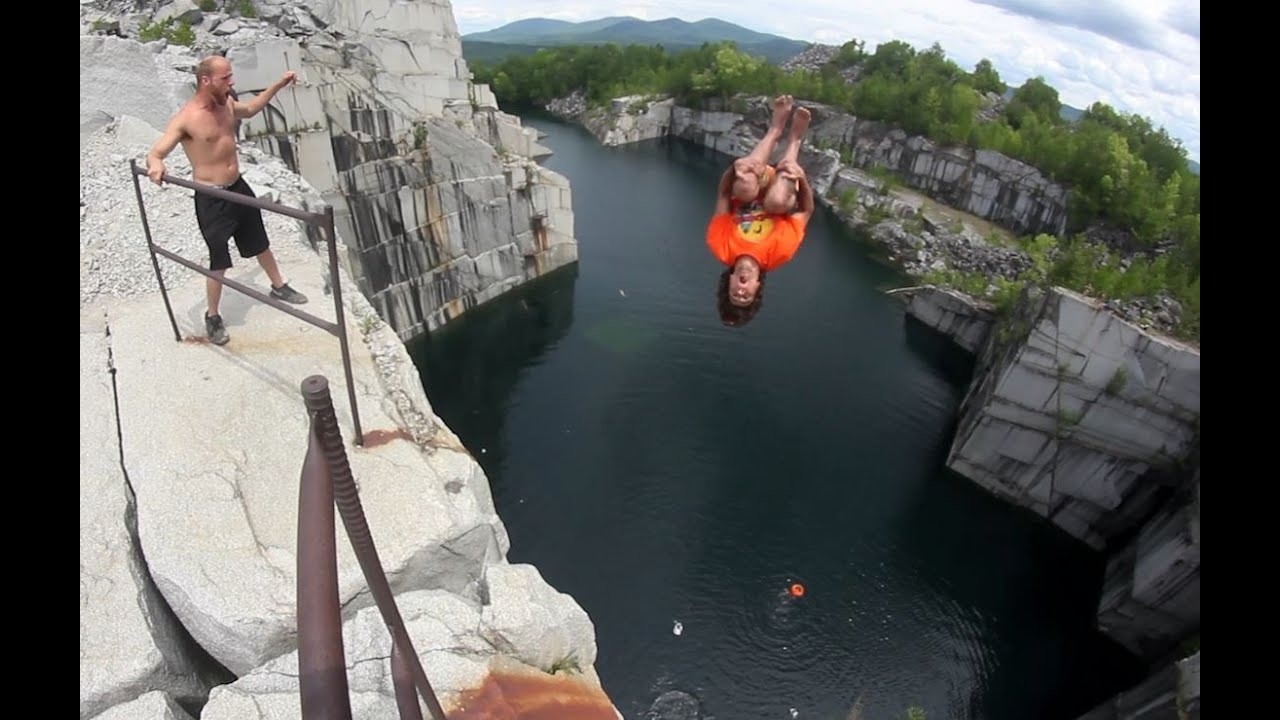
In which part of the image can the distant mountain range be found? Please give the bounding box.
[461,16,810,65]
[463,16,1199,174]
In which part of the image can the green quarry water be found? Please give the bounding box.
[410,114,1144,719]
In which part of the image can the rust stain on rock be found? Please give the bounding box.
[447,666,619,720]
[360,427,413,448]
[179,331,329,355]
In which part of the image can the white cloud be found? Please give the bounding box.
[452,0,1200,162]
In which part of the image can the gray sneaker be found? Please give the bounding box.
[270,282,309,304]
[205,313,230,345]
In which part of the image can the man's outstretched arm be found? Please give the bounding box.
[234,71,298,119]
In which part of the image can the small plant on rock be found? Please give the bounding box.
[547,653,581,675]
[1105,365,1128,396]
[138,17,196,47]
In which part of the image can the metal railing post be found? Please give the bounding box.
[391,642,425,720]
[129,159,181,342]
[300,375,447,720]
[127,163,366,444]
[323,207,364,447]
[296,410,353,720]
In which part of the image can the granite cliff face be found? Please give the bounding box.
[80,2,617,718]
[805,109,1068,237]
[1076,649,1199,720]
[83,0,577,342]
[551,93,1068,237]
[941,284,1200,662]
[80,113,619,718]
[948,286,1199,550]
[1095,469,1199,659]
[900,286,995,355]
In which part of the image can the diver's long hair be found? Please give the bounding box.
[715,266,766,327]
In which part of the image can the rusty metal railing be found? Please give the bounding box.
[298,375,447,720]
[128,160,364,445]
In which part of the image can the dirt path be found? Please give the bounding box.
[889,184,1020,248]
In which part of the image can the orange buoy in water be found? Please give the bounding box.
[789,583,806,598]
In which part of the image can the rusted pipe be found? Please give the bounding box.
[301,375,448,720]
[391,640,425,720]
[147,243,339,334]
[128,163,325,224]
[128,160,362,444]
[296,408,352,720]
[323,208,364,446]
[129,159,181,342]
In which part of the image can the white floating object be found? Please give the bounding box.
[790,709,798,718]
[619,289,626,297]
[672,620,683,636]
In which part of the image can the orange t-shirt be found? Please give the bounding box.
[706,200,808,271]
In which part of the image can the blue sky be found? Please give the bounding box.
[452,0,1201,163]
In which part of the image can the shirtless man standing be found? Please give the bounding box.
[146,55,308,346]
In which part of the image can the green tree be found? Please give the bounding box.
[971,58,1005,95]
[864,39,915,77]
[491,70,514,101]
[930,83,979,145]
[833,39,867,66]
[970,119,1021,155]
[705,45,767,100]
[1006,76,1061,129]
[850,74,900,121]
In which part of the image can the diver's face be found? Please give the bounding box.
[729,257,761,306]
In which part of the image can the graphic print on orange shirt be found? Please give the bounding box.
[734,201,773,242]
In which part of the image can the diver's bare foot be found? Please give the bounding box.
[790,105,811,141]
[771,94,793,131]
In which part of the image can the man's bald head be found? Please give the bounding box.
[196,56,230,84]
[194,55,235,102]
